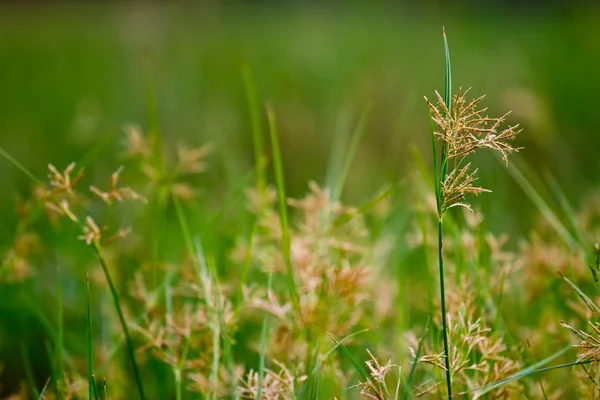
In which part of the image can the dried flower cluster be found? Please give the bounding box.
[123,124,212,202]
[239,360,305,399]
[236,182,374,361]
[418,278,522,398]
[425,89,522,216]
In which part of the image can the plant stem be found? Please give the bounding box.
[437,218,452,399]
[174,368,182,400]
[92,243,146,400]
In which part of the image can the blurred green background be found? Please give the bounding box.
[1,2,599,235]
[1,1,600,396]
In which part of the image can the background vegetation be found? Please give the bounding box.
[1,2,600,398]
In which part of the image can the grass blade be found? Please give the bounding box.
[329,334,371,384]
[145,62,164,179]
[0,146,42,184]
[443,27,452,113]
[38,378,51,400]
[257,273,273,400]
[468,345,571,398]
[243,64,267,192]
[505,159,579,250]
[402,317,430,400]
[87,273,94,400]
[56,261,65,398]
[92,375,100,400]
[92,243,146,400]
[560,272,600,315]
[20,342,40,399]
[266,103,300,313]
[331,101,372,204]
[438,27,453,400]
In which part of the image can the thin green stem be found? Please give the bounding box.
[174,369,182,400]
[266,103,300,315]
[87,273,94,400]
[438,218,453,399]
[92,243,146,400]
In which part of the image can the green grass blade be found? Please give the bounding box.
[77,130,119,169]
[56,262,65,398]
[320,329,370,368]
[145,63,164,179]
[428,108,441,216]
[329,334,371,383]
[87,273,94,400]
[409,145,435,191]
[402,317,430,400]
[266,103,300,312]
[20,342,40,399]
[545,172,585,246]
[438,28,452,400]
[331,102,372,204]
[468,345,571,398]
[257,273,272,400]
[560,272,600,315]
[92,243,146,400]
[103,378,107,400]
[443,27,452,112]
[43,340,56,395]
[505,159,579,250]
[394,366,402,400]
[0,146,42,184]
[440,27,451,181]
[242,64,266,192]
[38,378,51,400]
[333,184,397,228]
[301,341,321,400]
[236,222,257,311]
[92,375,100,400]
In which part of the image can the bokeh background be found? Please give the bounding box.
[1,1,600,396]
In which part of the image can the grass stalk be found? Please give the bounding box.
[91,242,146,400]
[266,103,300,315]
[87,273,94,400]
[56,261,65,399]
[38,378,51,400]
[20,342,40,399]
[430,27,453,400]
[436,218,452,399]
[242,64,267,193]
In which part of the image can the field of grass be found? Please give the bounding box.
[2,2,600,399]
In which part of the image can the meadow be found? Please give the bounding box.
[1,2,600,399]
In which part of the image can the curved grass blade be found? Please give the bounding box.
[243,64,267,192]
[505,159,579,251]
[0,146,42,184]
[92,243,146,400]
[56,262,65,397]
[20,342,40,399]
[467,345,571,398]
[92,375,100,400]
[402,317,430,400]
[560,272,600,315]
[266,103,300,313]
[87,273,94,400]
[329,333,371,383]
[38,378,51,400]
[331,101,372,204]
[257,273,273,400]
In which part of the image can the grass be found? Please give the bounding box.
[2,3,600,399]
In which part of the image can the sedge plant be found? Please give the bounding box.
[427,29,522,399]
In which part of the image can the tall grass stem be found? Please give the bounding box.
[92,243,146,400]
